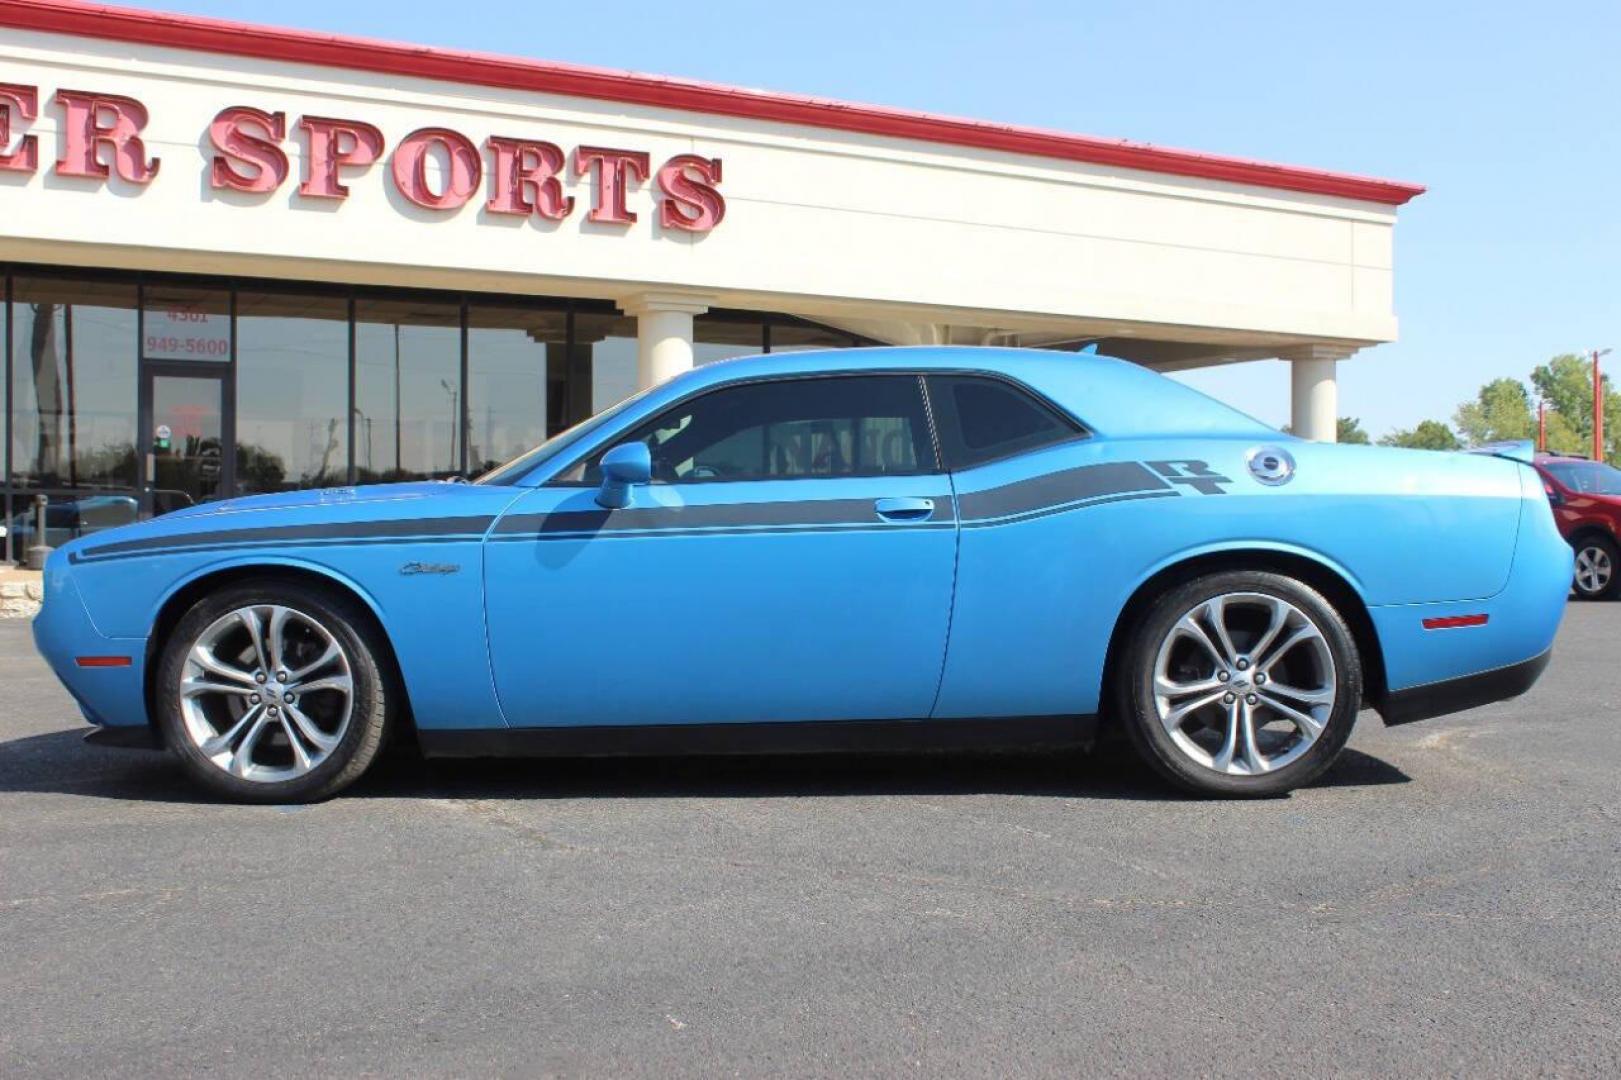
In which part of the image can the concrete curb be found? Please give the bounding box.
[0,575,43,619]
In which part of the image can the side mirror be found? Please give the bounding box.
[596,441,652,509]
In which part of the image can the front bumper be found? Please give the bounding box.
[31,556,151,732]
[1376,647,1552,726]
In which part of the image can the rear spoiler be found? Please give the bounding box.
[1465,440,1535,465]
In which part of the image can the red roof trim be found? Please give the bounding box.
[0,0,1425,206]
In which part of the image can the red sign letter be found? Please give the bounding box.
[0,82,38,174]
[298,116,385,199]
[392,127,482,211]
[573,146,650,225]
[209,106,288,194]
[485,137,573,221]
[657,155,725,232]
[53,89,160,183]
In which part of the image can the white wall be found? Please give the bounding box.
[0,28,1400,351]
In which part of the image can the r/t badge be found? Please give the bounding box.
[1146,460,1232,495]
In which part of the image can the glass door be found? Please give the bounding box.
[140,366,233,517]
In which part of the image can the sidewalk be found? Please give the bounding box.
[0,566,43,619]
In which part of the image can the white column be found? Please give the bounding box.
[620,292,713,391]
[1284,346,1354,442]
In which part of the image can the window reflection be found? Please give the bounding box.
[3,269,873,530]
[466,303,561,474]
[236,290,349,492]
[9,276,139,494]
[695,314,764,366]
[766,320,859,353]
[354,297,461,481]
[575,311,640,418]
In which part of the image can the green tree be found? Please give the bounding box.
[235,443,287,492]
[1336,417,1371,445]
[1454,378,1534,445]
[1529,353,1621,464]
[1540,408,1586,456]
[1378,419,1460,450]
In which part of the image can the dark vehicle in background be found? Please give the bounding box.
[1534,453,1621,600]
[1,494,140,553]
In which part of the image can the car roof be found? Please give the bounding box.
[663,346,1279,440]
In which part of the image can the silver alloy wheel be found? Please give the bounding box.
[1152,592,1337,777]
[1575,545,1613,595]
[179,604,354,783]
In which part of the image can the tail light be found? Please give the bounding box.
[1543,479,1565,506]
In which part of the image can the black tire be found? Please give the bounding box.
[154,579,393,803]
[1114,570,1362,798]
[1571,535,1620,601]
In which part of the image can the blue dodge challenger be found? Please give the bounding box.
[34,347,1570,802]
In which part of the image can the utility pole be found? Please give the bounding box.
[394,323,402,477]
[1595,349,1612,462]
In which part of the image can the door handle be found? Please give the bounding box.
[874,497,935,522]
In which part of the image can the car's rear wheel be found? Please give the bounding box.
[1116,570,1362,797]
[1571,535,1619,600]
[154,580,392,803]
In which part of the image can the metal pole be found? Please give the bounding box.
[1595,349,1607,463]
[1538,401,1547,453]
[3,272,12,567]
[26,491,49,570]
[458,298,468,477]
[393,322,402,476]
[346,295,356,486]
[64,303,77,488]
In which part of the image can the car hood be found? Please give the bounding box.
[57,481,525,561]
[158,482,460,521]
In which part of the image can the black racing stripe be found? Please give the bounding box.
[69,534,476,565]
[75,515,495,561]
[959,489,1177,528]
[494,496,956,537]
[957,462,1170,521]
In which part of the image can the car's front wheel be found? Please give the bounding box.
[1572,535,1619,600]
[1116,570,1362,797]
[154,579,393,803]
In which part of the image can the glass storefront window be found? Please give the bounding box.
[4,265,869,555]
[695,314,764,367]
[354,297,461,482]
[9,276,139,494]
[767,320,859,353]
[236,290,350,492]
[575,311,640,418]
[466,302,560,474]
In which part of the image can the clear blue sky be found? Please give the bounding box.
[127,0,1619,437]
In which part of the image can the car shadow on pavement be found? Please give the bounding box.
[0,728,1411,805]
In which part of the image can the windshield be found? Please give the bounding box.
[472,384,660,486]
[1545,460,1621,496]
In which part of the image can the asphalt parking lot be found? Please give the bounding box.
[2,605,1618,1078]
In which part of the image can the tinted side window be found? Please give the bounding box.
[926,375,1082,469]
[572,375,936,484]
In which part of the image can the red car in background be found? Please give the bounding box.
[1534,453,1621,600]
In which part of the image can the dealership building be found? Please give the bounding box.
[0,0,1422,561]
